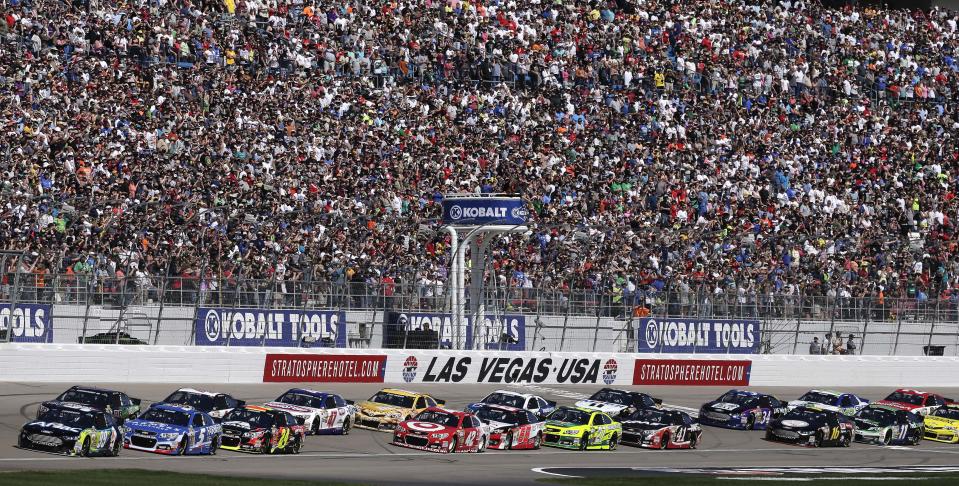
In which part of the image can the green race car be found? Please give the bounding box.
[542,406,622,450]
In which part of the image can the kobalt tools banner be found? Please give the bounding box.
[637,318,760,354]
[0,303,53,343]
[384,312,526,351]
[633,359,752,386]
[396,354,622,385]
[263,354,387,383]
[196,308,347,347]
[441,197,528,226]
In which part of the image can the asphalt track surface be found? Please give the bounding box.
[3,383,959,485]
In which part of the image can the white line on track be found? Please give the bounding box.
[529,467,579,478]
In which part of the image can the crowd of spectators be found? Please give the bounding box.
[2,0,959,314]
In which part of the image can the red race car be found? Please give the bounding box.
[392,407,489,453]
[876,389,952,416]
[471,403,544,450]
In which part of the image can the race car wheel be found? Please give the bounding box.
[289,437,301,455]
[111,436,122,457]
[765,430,773,441]
[579,433,589,451]
[18,433,29,450]
[911,430,922,446]
[176,438,188,456]
[342,418,352,435]
[80,438,91,457]
[210,435,220,455]
[659,432,669,450]
[608,434,618,451]
[478,435,487,453]
[689,434,698,449]
[746,415,756,430]
[311,420,320,436]
[260,435,272,454]
[532,433,542,450]
[505,432,513,450]
[881,430,892,446]
[839,433,851,448]
[447,437,458,454]
[813,432,823,448]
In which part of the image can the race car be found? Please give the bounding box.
[219,405,306,454]
[542,406,622,450]
[123,403,222,455]
[876,389,952,416]
[160,388,244,421]
[853,404,923,446]
[42,386,141,424]
[471,403,544,450]
[765,406,854,447]
[392,407,489,453]
[19,402,122,456]
[698,390,786,430]
[574,387,661,418]
[923,405,959,443]
[264,388,356,435]
[465,390,556,419]
[355,388,444,432]
[787,389,869,416]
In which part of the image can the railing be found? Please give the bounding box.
[1,272,957,356]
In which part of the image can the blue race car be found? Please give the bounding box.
[698,390,786,430]
[123,404,222,455]
[787,389,869,416]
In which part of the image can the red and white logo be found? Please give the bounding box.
[402,356,419,383]
[406,421,445,433]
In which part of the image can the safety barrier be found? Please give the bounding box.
[2,344,958,388]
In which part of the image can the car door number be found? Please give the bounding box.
[466,431,476,445]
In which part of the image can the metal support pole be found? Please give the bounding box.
[444,226,459,350]
[591,314,601,352]
[4,255,24,343]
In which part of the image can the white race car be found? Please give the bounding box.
[160,388,244,421]
[264,388,356,435]
[465,390,557,419]
[575,388,661,418]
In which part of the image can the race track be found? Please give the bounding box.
[3,383,959,485]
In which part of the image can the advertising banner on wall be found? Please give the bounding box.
[0,303,53,343]
[633,359,752,386]
[392,352,623,385]
[195,307,347,347]
[637,318,760,354]
[263,354,387,383]
[383,312,525,351]
[441,197,528,226]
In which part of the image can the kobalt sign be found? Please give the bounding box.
[195,307,346,347]
[0,303,52,343]
[637,318,759,354]
[398,355,620,385]
[441,197,528,226]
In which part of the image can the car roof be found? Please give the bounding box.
[806,389,842,397]
[891,388,929,396]
[726,389,761,396]
[67,386,116,395]
[489,390,532,399]
[421,406,466,416]
[151,403,197,414]
[864,404,901,413]
[44,401,100,414]
[475,403,524,413]
[286,388,335,399]
[380,388,423,398]
[241,405,278,413]
[173,388,222,397]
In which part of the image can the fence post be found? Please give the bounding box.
[591,314,601,352]
[892,303,903,356]
[153,275,167,345]
[4,257,24,343]
[926,300,938,356]
[861,297,871,355]
[558,303,570,351]
[792,295,801,354]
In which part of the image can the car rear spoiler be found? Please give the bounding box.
[131,398,142,406]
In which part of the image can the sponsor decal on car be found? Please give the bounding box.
[633,359,751,386]
[263,354,387,383]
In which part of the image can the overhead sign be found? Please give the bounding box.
[395,354,620,385]
[633,359,752,386]
[637,318,760,354]
[383,312,525,351]
[196,307,346,347]
[0,303,52,343]
[263,354,387,383]
[441,197,528,226]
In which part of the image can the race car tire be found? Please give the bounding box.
[17,433,29,450]
[690,433,698,449]
[659,432,669,450]
[311,420,320,436]
[813,432,823,448]
[881,430,892,446]
[608,433,618,451]
[289,437,301,455]
[532,433,542,450]
[176,438,188,456]
[111,436,122,457]
[839,433,851,448]
[579,433,589,451]
[210,435,220,455]
[478,435,487,453]
[342,418,352,435]
[746,415,756,430]
[447,437,458,454]
[80,438,91,457]
[911,430,922,446]
[505,432,513,450]
[765,430,773,441]
[260,435,271,455]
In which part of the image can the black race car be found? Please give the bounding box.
[19,402,122,456]
[765,406,854,447]
[41,386,141,425]
[698,389,786,430]
[620,408,703,449]
[575,388,663,418]
[161,388,245,422]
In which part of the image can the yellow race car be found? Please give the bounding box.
[542,406,622,450]
[923,405,959,444]
[355,388,444,432]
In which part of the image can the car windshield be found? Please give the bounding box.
[798,391,839,405]
[56,389,109,409]
[369,392,415,408]
[933,408,959,420]
[856,407,898,426]
[413,410,460,427]
[163,391,215,412]
[482,392,525,409]
[277,392,325,409]
[475,407,525,425]
[588,389,630,405]
[884,391,925,405]
[717,392,757,406]
[783,409,826,423]
[139,408,191,427]
[222,408,275,428]
[38,409,95,429]
[549,408,591,425]
[624,408,666,423]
